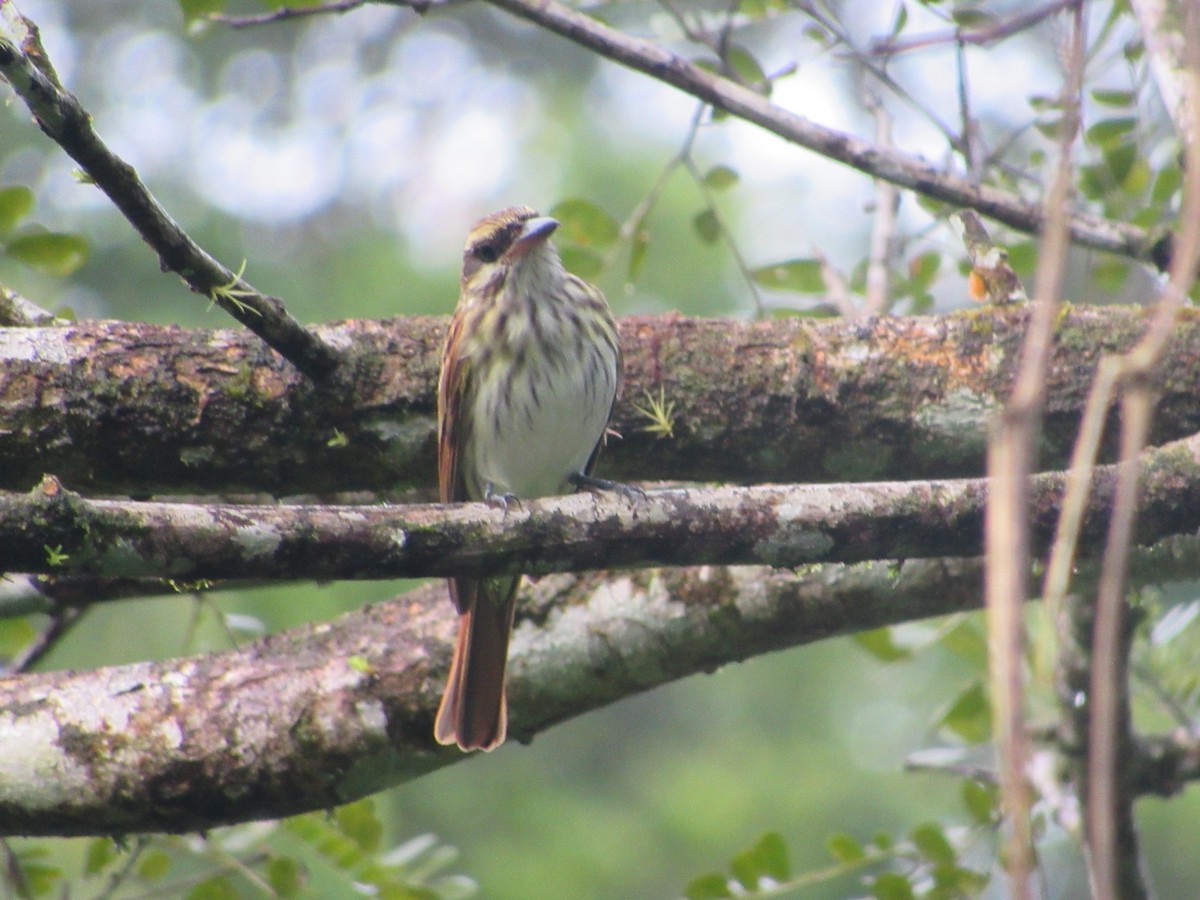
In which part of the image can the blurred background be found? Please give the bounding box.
[2,0,1198,896]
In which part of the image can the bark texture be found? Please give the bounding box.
[2,307,1196,496]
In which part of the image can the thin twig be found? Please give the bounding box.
[0,18,340,381]
[5,604,85,673]
[813,247,858,319]
[213,0,370,27]
[1085,14,1200,895]
[861,84,897,317]
[983,4,1085,895]
[482,0,1157,264]
[798,0,963,157]
[871,0,1079,56]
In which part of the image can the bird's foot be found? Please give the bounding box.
[569,472,646,504]
[484,482,521,517]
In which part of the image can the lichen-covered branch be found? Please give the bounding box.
[3,424,1200,581]
[0,558,985,836]
[6,535,1200,836]
[3,307,1200,496]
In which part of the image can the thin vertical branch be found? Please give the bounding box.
[1085,12,1200,894]
[984,4,1085,895]
[861,85,897,317]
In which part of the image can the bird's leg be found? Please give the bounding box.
[569,472,646,504]
[484,482,521,518]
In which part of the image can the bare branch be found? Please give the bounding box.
[871,0,1080,56]
[0,14,340,381]
[0,287,61,328]
[1085,17,1200,897]
[481,0,1157,263]
[985,6,1085,891]
[861,86,897,317]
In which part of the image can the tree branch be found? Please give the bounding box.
[0,558,990,836]
[5,534,1200,837]
[0,13,340,381]
[4,307,1200,496]
[5,425,1200,581]
[479,0,1159,263]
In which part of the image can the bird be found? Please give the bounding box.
[434,205,622,751]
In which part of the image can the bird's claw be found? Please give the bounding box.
[569,472,646,505]
[484,483,522,517]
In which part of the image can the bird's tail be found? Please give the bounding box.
[434,575,520,752]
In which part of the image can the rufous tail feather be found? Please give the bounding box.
[434,576,520,752]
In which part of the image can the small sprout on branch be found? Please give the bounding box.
[327,429,349,448]
[165,579,214,594]
[44,545,69,567]
[208,259,262,316]
[633,387,677,438]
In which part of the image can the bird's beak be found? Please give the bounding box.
[508,216,559,259]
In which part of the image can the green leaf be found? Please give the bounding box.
[336,799,383,853]
[1152,165,1182,205]
[0,186,34,234]
[728,833,787,890]
[178,0,229,23]
[703,165,740,190]
[827,832,866,862]
[550,198,619,248]
[1004,240,1037,279]
[752,258,824,293]
[6,232,89,276]
[1034,117,1065,140]
[1027,94,1061,112]
[754,832,789,880]
[936,618,986,666]
[906,251,941,290]
[0,617,37,657]
[871,872,915,900]
[910,822,956,866]
[16,861,63,896]
[683,872,734,898]
[951,8,998,29]
[730,847,765,891]
[559,245,603,280]
[726,44,766,88]
[937,680,992,744]
[1085,116,1137,147]
[186,876,239,900]
[855,627,912,663]
[933,863,990,894]
[1091,89,1134,107]
[961,778,998,825]
[85,838,117,875]
[138,849,173,880]
[693,209,720,244]
[268,856,304,897]
[1102,141,1138,186]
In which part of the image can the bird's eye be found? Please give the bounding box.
[475,242,500,263]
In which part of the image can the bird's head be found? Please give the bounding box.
[460,206,561,293]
